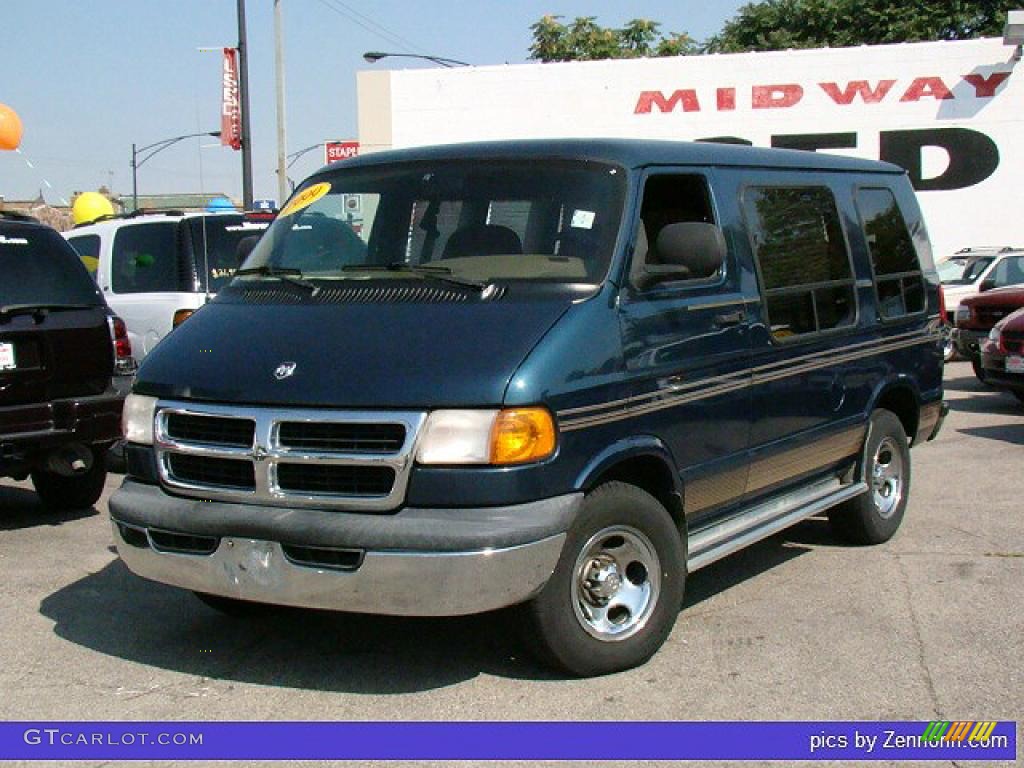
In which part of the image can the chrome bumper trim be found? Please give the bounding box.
[113,523,565,617]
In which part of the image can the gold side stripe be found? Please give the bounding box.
[558,328,932,419]
[559,334,935,431]
[683,425,865,515]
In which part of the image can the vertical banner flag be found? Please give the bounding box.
[221,48,242,151]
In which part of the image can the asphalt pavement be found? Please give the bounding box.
[0,360,1020,767]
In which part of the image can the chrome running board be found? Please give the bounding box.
[687,477,868,571]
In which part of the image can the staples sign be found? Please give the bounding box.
[325,141,359,164]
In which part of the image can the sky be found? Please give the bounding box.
[0,0,745,207]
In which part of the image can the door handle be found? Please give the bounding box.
[714,309,745,326]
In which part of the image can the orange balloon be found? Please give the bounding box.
[0,103,23,150]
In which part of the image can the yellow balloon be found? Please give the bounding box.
[0,103,23,150]
[72,192,115,225]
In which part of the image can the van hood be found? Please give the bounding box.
[134,284,588,408]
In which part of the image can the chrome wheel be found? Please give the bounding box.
[571,525,661,642]
[871,436,904,519]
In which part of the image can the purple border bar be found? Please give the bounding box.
[0,721,1017,761]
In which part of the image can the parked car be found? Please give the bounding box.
[954,286,1024,381]
[110,139,945,676]
[940,247,1024,316]
[979,307,1024,404]
[65,211,271,360]
[935,247,1016,361]
[1,212,129,509]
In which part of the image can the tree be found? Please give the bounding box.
[706,0,1018,53]
[528,16,698,62]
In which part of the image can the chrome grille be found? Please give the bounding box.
[154,401,426,511]
[166,412,255,448]
[277,421,405,453]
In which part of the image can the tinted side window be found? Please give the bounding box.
[745,186,855,340]
[857,188,924,318]
[111,223,183,293]
[67,234,101,280]
[989,254,1024,288]
[0,226,102,306]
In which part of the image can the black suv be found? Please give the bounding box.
[1,213,126,509]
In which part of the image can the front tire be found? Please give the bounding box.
[971,357,989,384]
[522,481,685,676]
[31,452,106,510]
[829,409,910,545]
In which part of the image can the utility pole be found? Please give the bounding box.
[236,0,254,209]
[274,0,288,206]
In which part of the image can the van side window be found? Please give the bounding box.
[745,186,855,340]
[67,234,100,280]
[111,223,183,294]
[857,188,925,318]
[987,254,1024,289]
[632,174,717,286]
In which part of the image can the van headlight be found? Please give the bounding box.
[988,327,1002,343]
[955,305,970,326]
[122,393,158,445]
[417,407,557,466]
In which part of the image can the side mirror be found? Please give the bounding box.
[235,235,260,266]
[636,222,726,289]
[979,278,996,292]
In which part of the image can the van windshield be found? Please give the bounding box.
[238,159,626,285]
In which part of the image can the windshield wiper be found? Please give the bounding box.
[0,303,98,322]
[342,263,487,291]
[234,265,320,295]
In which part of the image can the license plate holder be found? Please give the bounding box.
[1006,355,1024,374]
[0,342,15,371]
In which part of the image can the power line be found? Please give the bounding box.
[312,0,427,55]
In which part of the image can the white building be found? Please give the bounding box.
[357,38,1021,259]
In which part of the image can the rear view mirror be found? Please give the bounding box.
[636,222,726,289]
[979,278,996,292]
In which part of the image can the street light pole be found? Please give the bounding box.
[236,0,254,209]
[362,51,470,67]
[274,0,288,206]
[131,131,221,212]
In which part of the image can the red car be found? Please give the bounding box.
[980,306,1024,404]
[954,286,1024,382]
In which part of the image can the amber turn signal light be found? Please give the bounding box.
[172,309,195,328]
[490,408,557,465]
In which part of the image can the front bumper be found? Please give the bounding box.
[110,480,580,616]
[980,349,1024,392]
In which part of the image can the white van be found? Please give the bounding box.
[65,212,270,360]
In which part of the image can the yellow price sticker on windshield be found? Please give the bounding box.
[279,182,331,217]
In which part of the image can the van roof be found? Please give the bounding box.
[322,138,905,176]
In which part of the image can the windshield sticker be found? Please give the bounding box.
[279,182,331,218]
[571,210,596,230]
[0,235,29,245]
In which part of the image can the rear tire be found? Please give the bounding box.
[522,481,685,677]
[31,452,106,510]
[829,409,910,545]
